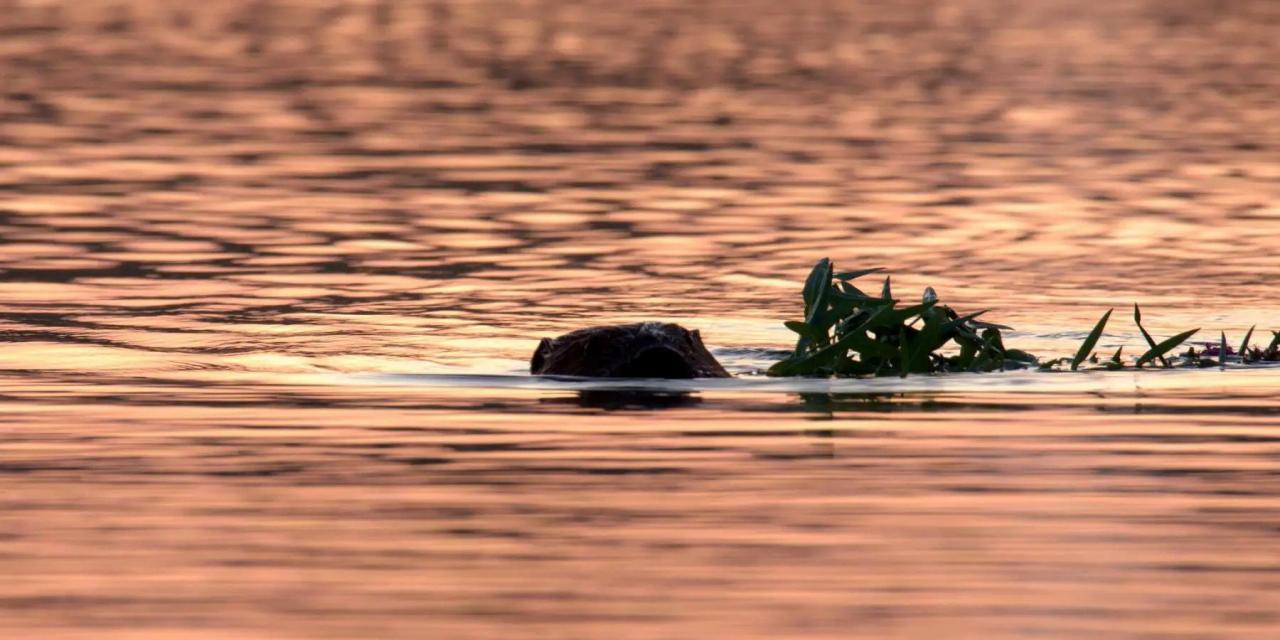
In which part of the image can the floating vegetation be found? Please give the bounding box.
[768,258,1036,377]
[1071,309,1111,371]
[768,258,1280,378]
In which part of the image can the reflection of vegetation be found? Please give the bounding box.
[770,258,1280,378]
[798,392,897,412]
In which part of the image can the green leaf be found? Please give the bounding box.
[905,311,945,374]
[982,327,1007,354]
[798,259,833,352]
[801,258,832,322]
[968,318,1014,331]
[776,306,894,375]
[1133,303,1169,368]
[836,281,871,298]
[770,258,1032,377]
[784,320,825,343]
[1240,325,1255,362]
[941,310,989,337]
[971,330,1006,371]
[830,288,876,302]
[955,340,978,369]
[833,311,872,336]
[810,311,839,338]
[878,301,937,328]
[1136,328,1200,368]
[833,267,884,281]
[765,359,798,377]
[1072,309,1112,371]
[970,328,1007,372]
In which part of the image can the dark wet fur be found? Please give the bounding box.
[531,323,730,378]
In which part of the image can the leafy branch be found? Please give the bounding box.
[768,258,1280,377]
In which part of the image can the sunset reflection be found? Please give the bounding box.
[1,1,1278,638]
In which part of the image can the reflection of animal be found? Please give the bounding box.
[530,323,731,378]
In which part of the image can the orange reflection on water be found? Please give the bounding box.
[0,0,1279,638]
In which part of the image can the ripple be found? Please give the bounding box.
[1,2,1279,639]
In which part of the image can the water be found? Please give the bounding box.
[2,1,1279,637]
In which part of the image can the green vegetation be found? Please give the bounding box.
[768,258,1280,378]
[1071,309,1111,371]
[767,258,1036,377]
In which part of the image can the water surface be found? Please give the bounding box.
[1,1,1279,638]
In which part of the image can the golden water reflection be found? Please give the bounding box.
[1,1,1279,638]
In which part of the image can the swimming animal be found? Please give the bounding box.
[530,322,730,378]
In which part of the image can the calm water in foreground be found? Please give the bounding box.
[2,1,1279,638]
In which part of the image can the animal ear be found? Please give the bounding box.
[531,338,552,374]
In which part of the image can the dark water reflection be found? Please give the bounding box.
[2,1,1280,638]
[548,390,705,410]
